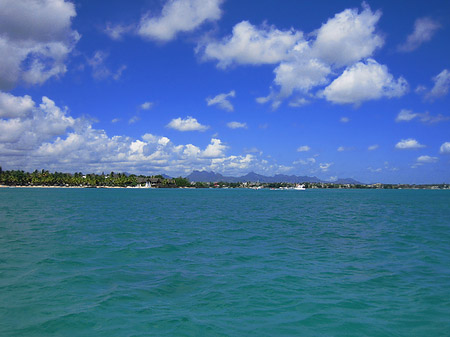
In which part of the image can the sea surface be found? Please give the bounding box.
[0,188,449,336]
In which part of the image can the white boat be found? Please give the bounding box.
[293,184,306,190]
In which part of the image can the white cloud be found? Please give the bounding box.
[294,157,316,165]
[440,142,450,154]
[206,90,235,111]
[0,93,76,146]
[368,144,379,151]
[415,85,427,94]
[0,91,35,118]
[289,97,309,107]
[398,17,441,52]
[0,92,294,176]
[321,59,408,105]
[167,116,209,131]
[395,109,419,122]
[138,0,223,41]
[202,4,387,108]
[337,146,351,152]
[200,21,302,68]
[311,3,383,67]
[104,23,134,41]
[226,121,247,129]
[297,145,310,152]
[273,57,331,97]
[140,102,153,110]
[319,162,332,172]
[0,0,79,89]
[395,109,449,124]
[417,155,438,163]
[202,138,227,157]
[340,117,350,123]
[426,69,450,100]
[111,118,120,123]
[87,51,126,81]
[128,116,140,124]
[395,138,425,150]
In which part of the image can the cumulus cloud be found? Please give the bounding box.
[206,90,235,111]
[200,21,301,68]
[0,0,80,89]
[0,92,291,175]
[0,91,35,118]
[395,109,449,124]
[140,102,154,110]
[201,3,390,108]
[321,59,408,105]
[368,144,379,151]
[138,0,223,41]
[202,138,227,157]
[311,3,383,67]
[337,146,352,152]
[167,116,209,131]
[319,162,332,172]
[273,57,331,98]
[417,155,438,163]
[226,121,247,129]
[398,17,441,52]
[0,93,78,148]
[395,138,425,150]
[297,145,310,152]
[440,142,450,154]
[426,69,450,100]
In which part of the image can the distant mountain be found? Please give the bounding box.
[334,178,362,184]
[186,170,228,182]
[185,170,360,184]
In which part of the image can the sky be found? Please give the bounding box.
[0,0,449,183]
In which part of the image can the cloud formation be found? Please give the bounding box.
[319,162,332,172]
[226,121,247,129]
[0,0,80,89]
[395,138,425,150]
[417,155,438,163]
[395,109,449,124]
[321,59,408,105]
[167,116,209,131]
[440,142,450,154]
[201,4,400,107]
[87,51,127,81]
[200,21,301,68]
[398,17,440,52]
[297,145,310,152]
[426,69,450,100]
[138,0,223,41]
[207,90,236,111]
[140,102,154,110]
[0,91,291,176]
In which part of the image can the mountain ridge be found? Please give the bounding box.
[186,170,363,184]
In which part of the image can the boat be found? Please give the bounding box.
[293,184,306,190]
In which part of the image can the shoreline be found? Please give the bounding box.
[1,185,448,190]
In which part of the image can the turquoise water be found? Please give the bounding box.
[0,188,449,336]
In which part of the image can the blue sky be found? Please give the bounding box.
[0,0,449,183]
